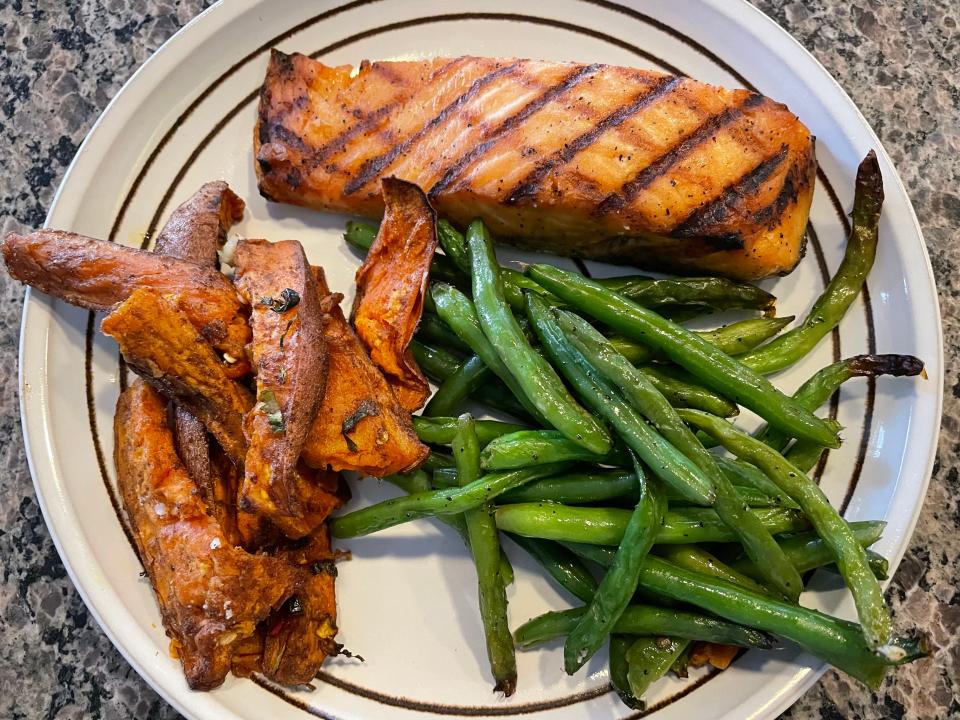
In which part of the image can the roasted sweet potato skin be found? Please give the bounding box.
[234,239,328,520]
[155,181,246,520]
[301,267,428,476]
[1,229,250,368]
[154,180,245,267]
[115,380,298,690]
[351,178,436,411]
[101,287,253,463]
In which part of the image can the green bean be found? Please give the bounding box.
[455,415,516,695]
[431,467,459,488]
[556,309,803,599]
[739,152,884,375]
[495,503,808,546]
[583,520,889,583]
[670,644,692,678]
[526,294,715,505]
[681,409,890,649]
[384,471,514,586]
[412,416,528,447]
[412,339,534,423]
[508,535,598,603]
[636,556,927,687]
[849,550,890,581]
[609,636,643,709]
[757,354,924,452]
[564,458,665,672]
[499,469,783,507]
[638,364,740,418]
[417,312,472,354]
[608,315,793,365]
[783,440,830,474]
[596,275,654,290]
[500,267,562,310]
[501,469,638,504]
[436,219,471,273]
[432,283,548,424]
[410,339,461,378]
[343,220,378,252]
[714,456,797,506]
[332,462,570,538]
[481,430,627,471]
[422,451,455,472]
[757,354,924,476]
[526,264,839,448]
[424,354,489,417]
[343,220,465,286]
[467,222,610,453]
[562,541,618,567]
[514,605,775,651]
[626,637,688,701]
[655,545,769,596]
[730,521,886,578]
[436,219,560,310]
[612,277,776,314]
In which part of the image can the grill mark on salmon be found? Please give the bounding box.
[299,58,466,174]
[343,62,523,195]
[428,63,603,197]
[670,145,789,238]
[752,148,814,229]
[505,74,683,205]
[596,93,767,216]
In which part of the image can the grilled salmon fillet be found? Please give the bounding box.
[255,51,816,280]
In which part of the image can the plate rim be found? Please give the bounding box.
[17,1,944,719]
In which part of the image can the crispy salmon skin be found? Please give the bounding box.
[256,52,816,280]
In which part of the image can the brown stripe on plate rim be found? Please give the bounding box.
[429,62,603,197]
[84,312,140,557]
[342,60,524,195]
[506,74,684,206]
[619,665,724,719]
[313,670,615,716]
[580,0,756,90]
[83,5,874,715]
[595,92,767,216]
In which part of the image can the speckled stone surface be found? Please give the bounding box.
[0,1,956,718]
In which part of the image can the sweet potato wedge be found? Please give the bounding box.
[101,287,252,463]
[351,178,436,411]
[155,181,246,518]
[1,229,250,369]
[154,180,245,267]
[233,239,328,521]
[260,526,341,684]
[115,380,300,690]
[301,267,428,476]
[104,287,339,540]
[229,526,343,684]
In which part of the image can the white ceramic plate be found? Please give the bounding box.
[20,1,943,719]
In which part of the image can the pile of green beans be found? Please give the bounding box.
[333,152,928,707]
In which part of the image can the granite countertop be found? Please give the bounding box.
[0,1,957,718]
